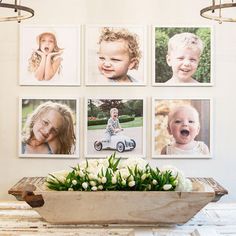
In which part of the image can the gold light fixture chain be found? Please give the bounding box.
[212,0,215,13]
[219,0,222,19]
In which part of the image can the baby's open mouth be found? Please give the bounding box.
[180,129,190,136]
[44,47,49,52]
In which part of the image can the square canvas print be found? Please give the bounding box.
[19,97,79,158]
[152,98,212,158]
[85,98,146,158]
[153,26,213,86]
[19,25,80,86]
[85,25,146,86]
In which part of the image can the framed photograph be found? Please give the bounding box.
[19,97,79,158]
[85,25,146,86]
[19,25,80,86]
[153,26,213,86]
[152,98,212,158]
[85,98,146,158]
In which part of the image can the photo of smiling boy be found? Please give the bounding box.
[165,32,203,84]
[85,25,146,85]
[154,27,212,86]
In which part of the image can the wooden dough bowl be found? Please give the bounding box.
[9,177,227,225]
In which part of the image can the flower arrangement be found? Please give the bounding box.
[46,153,192,192]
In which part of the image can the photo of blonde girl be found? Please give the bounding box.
[28,32,63,81]
[20,98,79,158]
[20,25,80,86]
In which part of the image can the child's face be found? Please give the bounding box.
[111,110,118,119]
[33,109,63,144]
[166,47,200,82]
[98,40,135,80]
[39,34,55,55]
[168,107,200,145]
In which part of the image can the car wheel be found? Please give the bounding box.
[130,139,136,149]
[94,141,102,151]
[116,142,125,153]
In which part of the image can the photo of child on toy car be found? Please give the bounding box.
[86,98,145,157]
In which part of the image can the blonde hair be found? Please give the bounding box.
[168,105,200,126]
[28,32,62,73]
[98,27,141,69]
[168,32,204,55]
[22,101,76,154]
[110,107,119,116]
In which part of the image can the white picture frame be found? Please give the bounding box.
[19,24,80,86]
[85,97,146,158]
[85,24,147,86]
[152,97,213,158]
[152,25,213,87]
[19,96,80,158]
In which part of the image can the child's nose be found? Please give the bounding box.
[103,60,112,67]
[43,126,52,135]
[183,59,191,66]
[182,120,188,126]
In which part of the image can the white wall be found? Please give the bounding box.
[0,0,235,202]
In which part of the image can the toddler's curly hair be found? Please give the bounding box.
[98,27,141,69]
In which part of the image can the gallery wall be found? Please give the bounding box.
[0,0,235,201]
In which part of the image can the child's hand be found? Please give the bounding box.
[48,50,64,58]
[36,50,46,57]
[115,128,123,133]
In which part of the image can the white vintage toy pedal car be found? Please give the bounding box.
[94,130,136,153]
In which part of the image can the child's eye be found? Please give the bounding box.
[41,120,48,126]
[189,120,195,123]
[111,58,121,62]
[174,120,181,124]
[190,59,197,62]
[51,128,59,136]
[99,57,105,61]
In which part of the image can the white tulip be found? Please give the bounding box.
[128,181,135,187]
[82,182,88,189]
[152,179,158,185]
[98,185,103,190]
[141,173,147,180]
[163,184,172,191]
[101,177,107,184]
[89,181,96,186]
[111,177,117,184]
